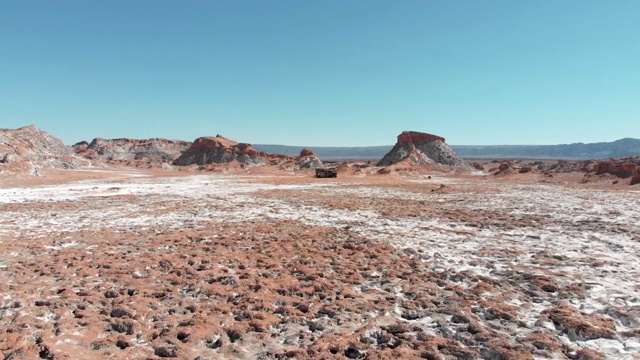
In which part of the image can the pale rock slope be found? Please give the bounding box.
[0,125,90,175]
[73,138,192,163]
[377,131,468,168]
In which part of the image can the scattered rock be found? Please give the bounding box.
[111,321,134,335]
[109,308,130,318]
[344,344,365,359]
[154,346,177,358]
[131,271,148,279]
[104,289,119,298]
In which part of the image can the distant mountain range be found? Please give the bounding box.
[255,138,640,161]
[253,144,393,161]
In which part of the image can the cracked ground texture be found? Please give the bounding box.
[0,170,639,359]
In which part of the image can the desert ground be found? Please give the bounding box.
[0,167,639,360]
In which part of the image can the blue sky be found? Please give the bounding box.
[1,1,638,146]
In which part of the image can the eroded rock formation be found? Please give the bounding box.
[174,135,276,166]
[73,138,192,163]
[0,125,90,175]
[377,131,467,168]
[595,162,637,178]
[173,136,328,169]
[298,149,323,169]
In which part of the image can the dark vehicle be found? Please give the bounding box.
[315,167,338,178]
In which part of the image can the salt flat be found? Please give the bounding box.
[0,171,638,359]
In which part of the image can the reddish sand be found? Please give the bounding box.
[0,165,639,359]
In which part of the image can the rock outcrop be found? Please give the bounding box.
[631,168,640,185]
[73,138,192,163]
[481,156,640,186]
[0,125,90,175]
[297,149,323,169]
[174,135,271,166]
[595,162,637,178]
[174,137,328,170]
[377,131,468,168]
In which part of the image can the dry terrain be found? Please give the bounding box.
[0,168,639,359]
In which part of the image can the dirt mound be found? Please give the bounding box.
[74,138,191,164]
[377,131,468,169]
[0,125,90,175]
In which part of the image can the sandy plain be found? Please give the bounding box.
[0,167,639,359]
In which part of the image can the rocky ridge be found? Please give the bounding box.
[377,131,468,169]
[173,135,285,167]
[1,126,327,174]
[489,156,640,185]
[173,135,323,170]
[0,125,90,175]
[594,161,637,178]
[73,138,192,164]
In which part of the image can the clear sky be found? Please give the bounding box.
[1,1,639,146]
